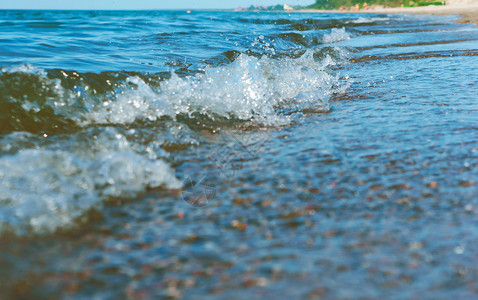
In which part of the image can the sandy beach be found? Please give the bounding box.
[300,0,478,25]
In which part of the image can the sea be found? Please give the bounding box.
[0,9,477,299]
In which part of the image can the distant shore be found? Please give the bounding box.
[298,0,478,25]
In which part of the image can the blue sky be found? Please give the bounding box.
[0,0,314,10]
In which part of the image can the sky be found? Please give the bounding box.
[0,0,315,10]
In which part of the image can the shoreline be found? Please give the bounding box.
[298,1,478,25]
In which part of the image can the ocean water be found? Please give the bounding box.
[0,9,477,299]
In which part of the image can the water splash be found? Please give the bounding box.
[1,48,350,133]
[0,128,181,235]
[86,50,349,126]
[322,28,351,44]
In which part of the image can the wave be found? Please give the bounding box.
[0,65,80,135]
[0,32,352,236]
[235,16,389,31]
[322,28,351,44]
[348,17,390,24]
[0,127,181,235]
[0,48,351,134]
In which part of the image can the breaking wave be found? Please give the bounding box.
[1,48,350,134]
[0,128,181,235]
[0,28,352,235]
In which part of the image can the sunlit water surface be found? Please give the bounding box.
[0,10,477,299]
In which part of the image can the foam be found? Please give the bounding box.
[85,50,348,126]
[0,128,181,235]
[322,28,351,44]
[2,46,350,129]
[349,17,389,24]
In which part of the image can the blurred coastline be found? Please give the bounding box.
[299,0,478,24]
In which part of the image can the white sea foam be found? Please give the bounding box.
[0,64,46,75]
[349,17,389,24]
[86,50,348,126]
[0,128,181,235]
[2,48,350,128]
[322,28,351,44]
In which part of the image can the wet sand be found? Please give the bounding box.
[299,0,478,25]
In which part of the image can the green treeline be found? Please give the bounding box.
[307,0,445,9]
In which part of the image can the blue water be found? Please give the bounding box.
[1,9,478,299]
[0,10,362,72]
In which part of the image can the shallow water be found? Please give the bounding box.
[0,9,477,299]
